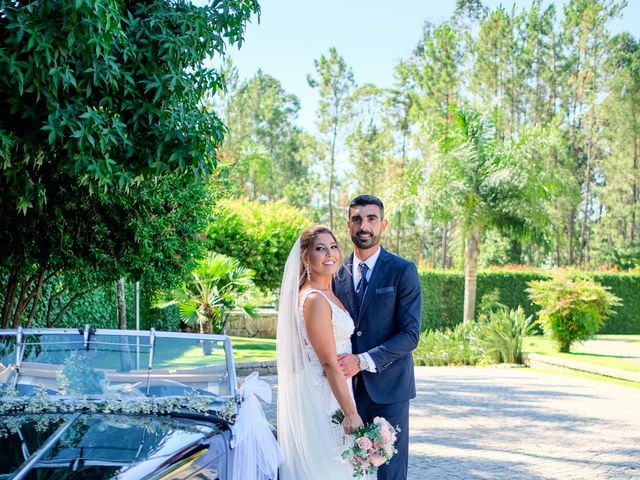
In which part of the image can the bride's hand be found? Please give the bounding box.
[342,412,364,434]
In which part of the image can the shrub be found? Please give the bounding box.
[206,199,310,291]
[414,322,488,366]
[157,252,256,334]
[415,292,534,366]
[419,269,640,334]
[480,307,533,364]
[527,271,622,352]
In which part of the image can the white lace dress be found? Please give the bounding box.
[280,289,355,478]
[298,289,355,414]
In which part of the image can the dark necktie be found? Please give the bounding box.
[356,262,369,306]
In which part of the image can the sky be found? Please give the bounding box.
[226,0,640,134]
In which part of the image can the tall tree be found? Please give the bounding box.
[383,61,418,257]
[470,6,515,140]
[0,0,258,327]
[428,106,548,323]
[598,32,640,261]
[223,70,307,203]
[521,1,561,126]
[1,172,216,329]
[411,20,464,267]
[347,84,389,196]
[561,0,624,266]
[307,47,355,229]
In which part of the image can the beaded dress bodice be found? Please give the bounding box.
[297,289,354,385]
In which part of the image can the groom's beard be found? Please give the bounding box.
[351,230,381,249]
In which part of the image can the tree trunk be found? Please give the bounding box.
[567,209,575,265]
[632,181,638,245]
[431,223,438,267]
[201,316,214,355]
[463,226,480,324]
[578,118,595,267]
[328,122,338,230]
[1,273,19,329]
[12,279,30,328]
[46,288,66,327]
[632,110,638,244]
[117,279,132,372]
[50,287,97,327]
[440,222,448,269]
[117,279,127,330]
[25,269,50,328]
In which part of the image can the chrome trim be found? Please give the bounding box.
[0,327,239,402]
[12,412,81,480]
[146,328,156,396]
[83,324,90,350]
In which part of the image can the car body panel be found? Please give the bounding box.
[0,327,239,480]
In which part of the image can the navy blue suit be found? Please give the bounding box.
[334,247,422,479]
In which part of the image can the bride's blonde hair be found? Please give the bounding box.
[299,225,342,288]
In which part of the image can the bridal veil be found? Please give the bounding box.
[276,238,352,479]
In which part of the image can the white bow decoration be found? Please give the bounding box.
[231,372,283,480]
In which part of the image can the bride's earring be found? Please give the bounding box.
[305,264,311,281]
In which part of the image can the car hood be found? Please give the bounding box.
[0,412,229,480]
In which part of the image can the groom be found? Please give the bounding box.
[334,195,422,480]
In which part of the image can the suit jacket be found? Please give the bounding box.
[334,247,422,404]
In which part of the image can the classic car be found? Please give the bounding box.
[0,326,247,479]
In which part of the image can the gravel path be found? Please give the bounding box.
[258,366,640,479]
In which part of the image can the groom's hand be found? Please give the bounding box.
[337,353,360,379]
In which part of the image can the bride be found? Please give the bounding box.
[277,225,364,479]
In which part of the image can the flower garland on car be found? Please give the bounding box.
[0,386,218,418]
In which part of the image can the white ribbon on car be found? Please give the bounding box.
[231,371,283,480]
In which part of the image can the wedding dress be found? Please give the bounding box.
[277,239,355,480]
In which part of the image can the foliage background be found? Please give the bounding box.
[205,198,310,291]
[420,270,640,334]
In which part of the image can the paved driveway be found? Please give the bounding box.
[260,366,640,479]
[409,366,640,479]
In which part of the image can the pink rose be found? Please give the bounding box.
[380,423,392,441]
[371,453,386,467]
[384,444,394,456]
[357,436,373,451]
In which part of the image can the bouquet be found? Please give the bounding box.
[332,410,399,478]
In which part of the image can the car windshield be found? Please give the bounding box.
[0,327,237,411]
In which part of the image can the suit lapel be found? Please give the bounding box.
[357,247,391,325]
[335,253,358,320]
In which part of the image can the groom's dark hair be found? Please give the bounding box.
[349,195,384,219]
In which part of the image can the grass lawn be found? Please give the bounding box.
[77,335,276,371]
[524,335,640,373]
[597,334,640,345]
[154,335,276,366]
[230,336,276,363]
[529,366,640,390]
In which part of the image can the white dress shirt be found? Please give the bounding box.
[352,247,381,290]
[352,247,381,373]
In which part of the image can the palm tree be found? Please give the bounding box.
[159,252,255,345]
[427,105,548,323]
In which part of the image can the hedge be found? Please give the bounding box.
[6,269,638,335]
[420,269,640,334]
[593,273,640,334]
